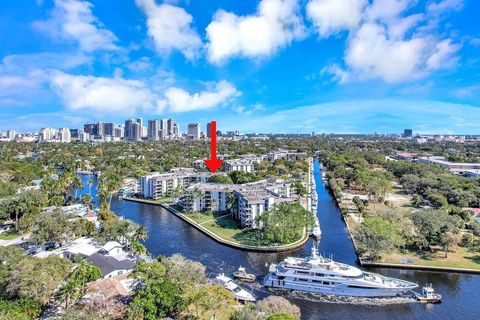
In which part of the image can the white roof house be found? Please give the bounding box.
[34,237,101,259]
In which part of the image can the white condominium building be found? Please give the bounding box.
[58,128,71,143]
[232,187,293,228]
[139,168,210,199]
[225,159,256,173]
[266,149,307,162]
[181,183,237,212]
[39,127,57,142]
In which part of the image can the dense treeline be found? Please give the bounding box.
[126,254,301,320]
[318,141,480,261]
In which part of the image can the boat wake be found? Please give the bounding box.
[265,288,417,305]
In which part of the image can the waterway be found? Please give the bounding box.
[79,161,479,319]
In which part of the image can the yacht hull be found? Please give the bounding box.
[263,274,412,297]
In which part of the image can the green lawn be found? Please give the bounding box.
[157,196,174,204]
[0,232,21,240]
[184,212,303,246]
[380,247,480,270]
[346,215,480,270]
[186,212,217,224]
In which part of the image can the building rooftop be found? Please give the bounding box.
[86,253,136,277]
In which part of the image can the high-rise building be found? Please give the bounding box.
[70,129,80,139]
[58,128,71,143]
[130,122,141,141]
[84,123,96,135]
[403,129,413,138]
[167,118,175,137]
[160,119,168,139]
[173,123,179,137]
[96,122,105,136]
[39,128,57,142]
[148,120,160,141]
[104,123,114,136]
[206,122,212,138]
[124,119,134,140]
[80,132,90,142]
[114,125,124,139]
[6,130,16,141]
[187,123,201,140]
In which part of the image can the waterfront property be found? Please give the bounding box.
[180,183,237,212]
[34,237,138,278]
[232,183,294,228]
[179,178,294,228]
[139,168,211,199]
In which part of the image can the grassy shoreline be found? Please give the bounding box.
[123,197,309,252]
[335,185,480,273]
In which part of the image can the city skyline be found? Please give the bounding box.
[1,0,480,134]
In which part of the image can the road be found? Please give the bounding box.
[0,233,31,247]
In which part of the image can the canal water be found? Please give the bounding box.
[79,161,479,319]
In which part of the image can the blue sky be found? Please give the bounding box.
[0,0,479,134]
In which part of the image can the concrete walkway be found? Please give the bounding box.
[0,233,31,247]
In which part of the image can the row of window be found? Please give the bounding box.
[295,278,338,286]
[294,270,363,279]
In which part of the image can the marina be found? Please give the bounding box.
[79,161,480,319]
[308,158,321,239]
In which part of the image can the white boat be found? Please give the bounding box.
[215,274,256,302]
[264,246,417,297]
[311,223,321,238]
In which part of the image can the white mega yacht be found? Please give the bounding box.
[264,247,417,297]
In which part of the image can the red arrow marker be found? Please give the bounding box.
[204,121,223,173]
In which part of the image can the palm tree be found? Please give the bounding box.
[87,179,94,196]
[130,240,147,256]
[72,175,83,199]
[134,225,148,242]
[11,199,28,232]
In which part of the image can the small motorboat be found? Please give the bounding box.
[414,284,442,304]
[233,266,256,282]
[215,274,256,302]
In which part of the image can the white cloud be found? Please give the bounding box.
[205,0,305,64]
[321,64,350,83]
[164,81,239,112]
[50,72,162,115]
[126,56,152,72]
[33,0,118,52]
[135,0,202,60]
[366,0,413,21]
[451,85,480,99]
[313,0,461,83]
[346,23,430,82]
[1,52,90,72]
[427,0,463,13]
[306,0,367,37]
[49,71,238,115]
[232,103,265,115]
[427,39,460,70]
